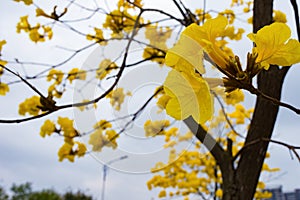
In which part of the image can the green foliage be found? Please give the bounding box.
[0,182,93,200]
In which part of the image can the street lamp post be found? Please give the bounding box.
[101,155,128,200]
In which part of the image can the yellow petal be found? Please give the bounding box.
[164,70,213,124]
[248,22,300,67]
[182,16,230,69]
[166,34,205,74]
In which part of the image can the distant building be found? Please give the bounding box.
[263,186,300,200]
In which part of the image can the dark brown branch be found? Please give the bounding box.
[183,117,230,167]
[0,64,46,99]
[0,8,144,124]
[247,84,300,115]
[233,137,300,162]
[212,91,244,138]
[290,0,300,41]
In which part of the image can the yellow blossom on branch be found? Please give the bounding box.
[248,22,300,69]
[86,28,107,45]
[67,68,87,83]
[57,117,78,138]
[88,120,118,152]
[96,59,117,80]
[144,120,170,137]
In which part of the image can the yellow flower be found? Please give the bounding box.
[103,9,140,37]
[0,40,6,52]
[216,189,223,198]
[156,94,171,111]
[75,142,87,157]
[0,82,9,96]
[58,142,75,162]
[18,96,42,116]
[16,16,30,33]
[164,70,213,124]
[224,89,244,105]
[248,22,300,69]
[273,10,287,23]
[86,28,107,45]
[57,117,78,138]
[36,8,47,17]
[96,59,117,80]
[107,88,130,111]
[67,68,86,83]
[179,16,231,70]
[158,190,166,198]
[47,69,64,84]
[144,120,170,137]
[40,120,56,138]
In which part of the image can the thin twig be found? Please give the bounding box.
[212,91,245,138]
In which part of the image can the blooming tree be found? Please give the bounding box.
[0,0,300,199]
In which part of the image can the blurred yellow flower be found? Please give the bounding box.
[67,68,86,83]
[40,119,56,137]
[18,96,42,116]
[273,10,287,23]
[14,0,33,5]
[0,82,9,96]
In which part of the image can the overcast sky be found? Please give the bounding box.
[0,0,300,200]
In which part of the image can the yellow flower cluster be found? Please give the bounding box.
[88,120,119,152]
[144,120,171,137]
[96,59,117,80]
[273,10,287,23]
[228,104,253,124]
[223,89,245,105]
[106,88,131,111]
[58,117,79,138]
[67,68,87,83]
[16,16,53,43]
[143,25,172,65]
[103,9,142,38]
[39,117,86,162]
[86,28,107,45]
[58,140,86,162]
[148,148,222,199]
[40,119,56,137]
[18,96,42,116]
[195,9,212,23]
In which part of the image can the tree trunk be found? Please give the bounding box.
[232,0,289,199]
